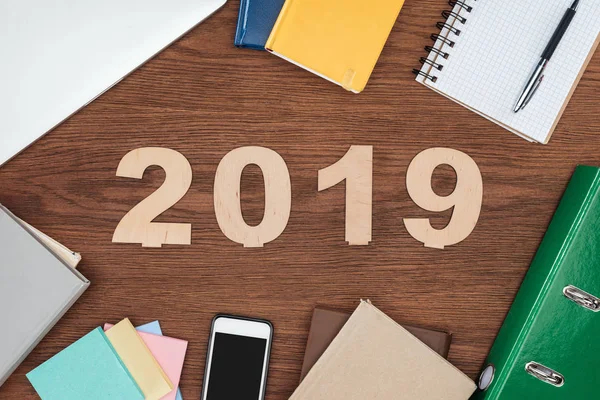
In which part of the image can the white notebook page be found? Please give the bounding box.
[417,0,600,143]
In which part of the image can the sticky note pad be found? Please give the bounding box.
[105,318,173,400]
[106,323,187,400]
[26,327,143,400]
[137,320,164,335]
[136,321,184,400]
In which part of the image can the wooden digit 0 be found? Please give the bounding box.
[214,146,291,248]
[404,147,483,249]
[318,145,373,245]
[112,147,193,248]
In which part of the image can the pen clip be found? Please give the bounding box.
[521,75,544,110]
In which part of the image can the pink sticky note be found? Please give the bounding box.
[105,324,187,400]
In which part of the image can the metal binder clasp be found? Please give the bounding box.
[563,285,600,312]
[525,362,565,387]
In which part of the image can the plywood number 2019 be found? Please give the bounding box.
[112,146,483,249]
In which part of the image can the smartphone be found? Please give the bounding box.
[201,315,273,400]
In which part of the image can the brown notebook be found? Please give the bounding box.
[300,306,452,381]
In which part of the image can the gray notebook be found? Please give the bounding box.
[0,205,89,387]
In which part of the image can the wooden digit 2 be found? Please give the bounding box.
[318,145,373,245]
[403,148,483,249]
[214,146,292,248]
[112,147,193,248]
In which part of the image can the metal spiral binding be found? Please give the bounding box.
[441,10,468,24]
[449,0,473,12]
[412,0,476,82]
[431,34,455,48]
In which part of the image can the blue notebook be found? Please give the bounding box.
[235,0,286,50]
[26,327,144,400]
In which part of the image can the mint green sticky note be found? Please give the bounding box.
[26,327,143,400]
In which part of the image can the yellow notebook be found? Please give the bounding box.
[266,0,406,93]
[105,319,173,400]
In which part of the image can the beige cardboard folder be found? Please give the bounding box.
[290,301,476,400]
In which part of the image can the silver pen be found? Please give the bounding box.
[514,0,579,113]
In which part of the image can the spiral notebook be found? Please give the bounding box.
[415,0,600,143]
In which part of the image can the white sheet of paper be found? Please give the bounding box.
[0,0,227,166]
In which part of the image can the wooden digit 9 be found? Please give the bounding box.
[403,148,483,249]
[112,147,193,248]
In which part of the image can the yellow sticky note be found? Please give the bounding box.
[105,318,173,400]
[266,0,406,93]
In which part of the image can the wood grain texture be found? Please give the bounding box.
[1,0,599,398]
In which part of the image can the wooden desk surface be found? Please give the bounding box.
[1,0,599,398]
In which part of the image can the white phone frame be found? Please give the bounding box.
[201,315,273,400]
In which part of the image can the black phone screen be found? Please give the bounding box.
[205,332,268,400]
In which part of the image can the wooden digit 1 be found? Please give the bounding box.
[112,147,193,248]
[214,146,291,248]
[403,147,483,249]
[318,145,373,245]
